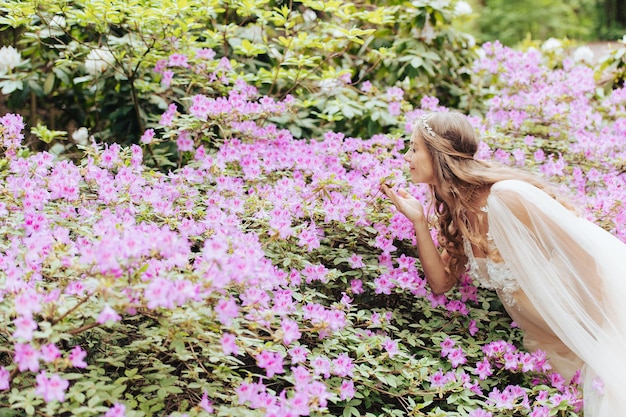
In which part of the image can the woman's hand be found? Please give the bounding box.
[380,184,426,225]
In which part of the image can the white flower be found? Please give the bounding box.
[319,78,339,95]
[84,48,115,76]
[541,38,563,53]
[72,127,89,144]
[454,1,473,16]
[573,46,594,64]
[420,18,436,44]
[302,9,317,23]
[50,15,66,29]
[0,46,23,74]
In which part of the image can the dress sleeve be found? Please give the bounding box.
[487,179,626,413]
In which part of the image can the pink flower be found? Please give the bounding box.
[440,337,456,357]
[280,318,301,345]
[103,403,126,417]
[97,304,122,324]
[161,70,174,87]
[468,409,492,417]
[40,343,61,363]
[350,279,364,294]
[310,355,331,378]
[348,253,365,268]
[468,319,478,336]
[167,53,189,68]
[474,358,493,380]
[291,365,311,386]
[382,337,399,358]
[12,315,37,341]
[0,367,9,390]
[448,348,467,368]
[591,377,604,394]
[332,353,354,377]
[176,131,194,152]
[35,371,69,403]
[255,350,284,378]
[288,346,308,364]
[68,346,87,368]
[140,129,155,144]
[289,391,310,415]
[199,391,214,413]
[339,379,355,401]
[159,103,177,126]
[220,333,239,356]
[215,298,239,326]
[14,343,40,372]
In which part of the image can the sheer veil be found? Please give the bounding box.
[487,180,626,416]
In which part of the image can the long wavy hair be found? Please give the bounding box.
[415,111,574,279]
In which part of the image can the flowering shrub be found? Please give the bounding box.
[1,32,626,417]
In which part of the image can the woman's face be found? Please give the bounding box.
[404,131,436,185]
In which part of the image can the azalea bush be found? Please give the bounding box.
[2,37,626,417]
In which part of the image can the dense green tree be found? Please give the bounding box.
[467,0,597,45]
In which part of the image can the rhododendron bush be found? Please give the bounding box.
[1,39,626,417]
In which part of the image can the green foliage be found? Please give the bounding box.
[0,0,478,153]
[461,0,597,46]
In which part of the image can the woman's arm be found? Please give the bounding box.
[382,185,457,294]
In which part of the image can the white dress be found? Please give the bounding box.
[464,179,626,417]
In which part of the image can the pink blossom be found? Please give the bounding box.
[280,317,301,345]
[35,371,69,403]
[382,337,399,358]
[196,48,216,60]
[220,333,239,356]
[350,279,364,294]
[448,348,467,368]
[167,53,189,68]
[12,315,37,341]
[68,345,88,368]
[14,342,40,372]
[159,103,177,126]
[288,346,308,364]
[440,337,456,357]
[306,381,330,409]
[310,355,331,378]
[468,409,492,417]
[0,367,9,390]
[176,131,194,152]
[255,350,284,378]
[40,343,61,363]
[331,353,354,377]
[97,304,122,324]
[288,391,310,415]
[103,403,126,417]
[291,365,311,386]
[339,379,355,401]
[348,253,365,268]
[140,128,155,144]
[199,391,214,413]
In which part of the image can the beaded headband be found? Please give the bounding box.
[419,115,436,137]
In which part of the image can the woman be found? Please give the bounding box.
[382,111,626,416]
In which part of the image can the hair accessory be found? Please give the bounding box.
[419,115,436,137]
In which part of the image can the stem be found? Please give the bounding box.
[50,293,92,325]
[67,322,99,335]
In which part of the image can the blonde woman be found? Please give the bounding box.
[382,111,626,416]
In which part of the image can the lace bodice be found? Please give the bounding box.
[463,234,519,305]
